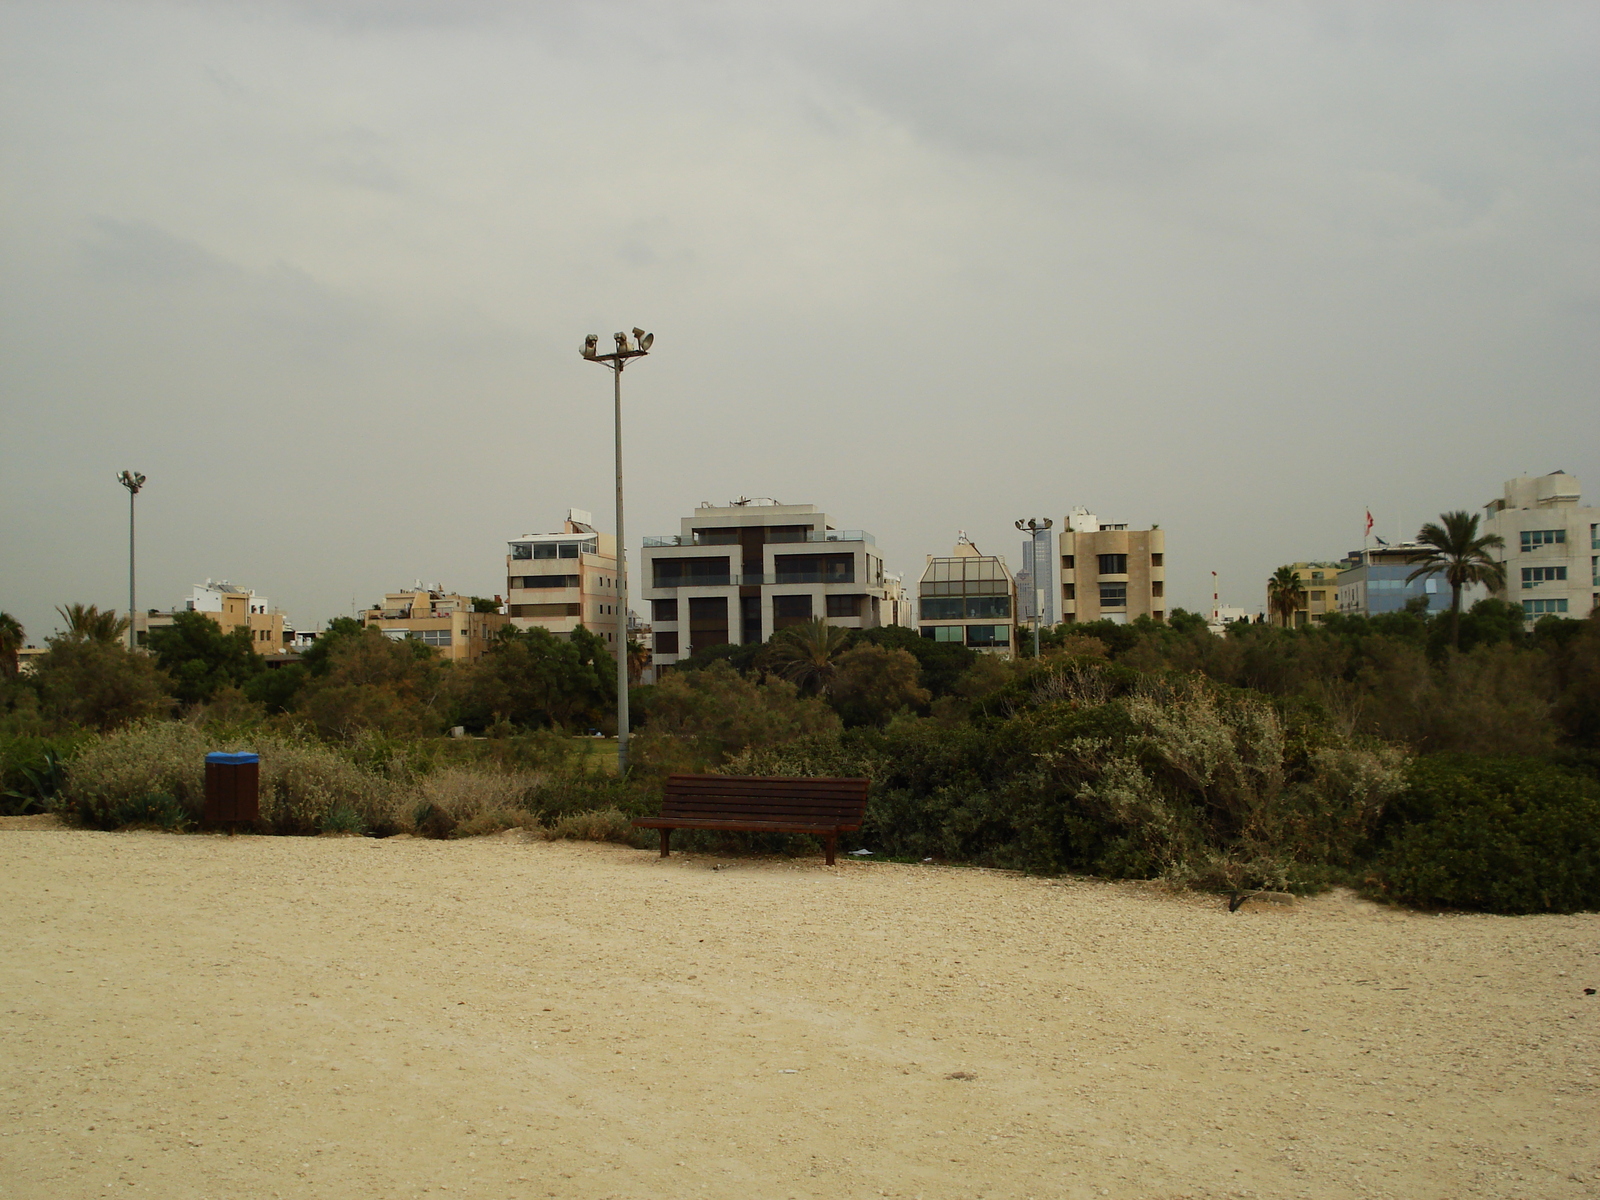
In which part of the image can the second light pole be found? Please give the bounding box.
[582,327,654,775]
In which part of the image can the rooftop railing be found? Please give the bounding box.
[642,529,875,548]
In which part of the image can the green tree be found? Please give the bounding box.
[0,612,23,679]
[1266,567,1306,630]
[829,644,930,727]
[1406,510,1507,650]
[299,617,367,676]
[296,626,447,738]
[854,624,975,697]
[470,596,500,614]
[631,661,839,771]
[27,638,172,729]
[762,618,851,694]
[453,626,606,731]
[147,611,264,705]
[54,603,129,645]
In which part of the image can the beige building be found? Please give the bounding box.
[134,580,289,655]
[362,588,508,662]
[642,499,887,667]
[505,510,622,646]
[917,536,1017,655]
[1059,508,1166,624]
[1483,471,1600,624]
[1272,562,1344,627]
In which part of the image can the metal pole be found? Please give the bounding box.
[128,486,137,652]
[613,361,629,775]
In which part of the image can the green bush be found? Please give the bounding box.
[1368,756,1600,913]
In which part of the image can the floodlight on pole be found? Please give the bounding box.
[581,327,654,776]
[117,470,147,652]
[1015,517,1053,659]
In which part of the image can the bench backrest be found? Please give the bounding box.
[661,774,870,829]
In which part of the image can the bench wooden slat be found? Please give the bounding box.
[636,774,871,865]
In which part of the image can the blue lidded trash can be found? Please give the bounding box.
[204,752,260,826]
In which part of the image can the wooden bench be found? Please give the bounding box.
[633,774,871,866]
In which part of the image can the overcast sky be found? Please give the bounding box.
[3,1,1596,642]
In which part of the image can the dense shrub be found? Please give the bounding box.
[1367,756,1600,913]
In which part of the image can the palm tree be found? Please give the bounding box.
[625,636,651,686]
[1266,566,1306,630]
[1406,510,1506,649]
[54,603,130,645]
[762,617,851,694]
[0,612,23,679]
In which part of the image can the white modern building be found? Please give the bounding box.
[1483,472,1600,623]
[641,499,887,668]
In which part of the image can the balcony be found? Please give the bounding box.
[643,529,874,548]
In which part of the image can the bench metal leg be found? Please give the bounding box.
[824,834,837,866]
[659,828,671,858]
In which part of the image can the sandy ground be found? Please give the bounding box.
[2,822,1597,1200]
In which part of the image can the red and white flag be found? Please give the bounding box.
[1364,509,1374,536]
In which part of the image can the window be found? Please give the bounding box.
[921,625,964,642]
[414,629,453,646]
[1061,555,1075,569]
[774,553,854,584]
[510,603,581,618]
[1151,582,1164,598]
[772,594,813,631]
[652,598,678,623]
[1097,554,1128,575]
[1150,553,1163,567]
[964,595,1011,619]
[510,543,532,560]
[1522,566,1567,587]
[1521,529,1566,551]
[826,594,864,618]
[920,597,963,621]
[654,631,679,655]
[518,575,580,589]
[533,543,557,560]
[652,557,731,588]
[1099,584,1127,608]
[1523,599,1569,616]
[965,625,1009,647]
[1062,583,1076,601]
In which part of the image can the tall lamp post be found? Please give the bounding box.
[581,327,653,775]
[1015,517,1053,659]
[117,470,147,651]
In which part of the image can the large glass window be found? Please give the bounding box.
[920,597,963,621]
[1097,554,1128,575]
[1522,566,1567,586]
[510,543,532,560]
[965,595,1012,619]
[652,598,678,622]
[533,543,557,560]
[413,629,453,646]
[1099,584,1127,608]
[921,625,964,642]
[1523,599,1569,616]
[652,557,731,588]
[774,554,854,584]
[654,631,679,654]
[825,594,864,618]
[517,575,579,589]
[1520,529,1566,551]
[965,625,1008,647]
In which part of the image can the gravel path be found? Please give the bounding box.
[2,824,1596,1199]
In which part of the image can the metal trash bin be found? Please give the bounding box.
[204,751,260,827]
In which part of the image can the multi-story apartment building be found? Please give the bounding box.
[362,588,508,662]
[1483,471,1600,623]
[133,580,288,654]
[1270,561,1346,627]
[918,536,1017,655]
[641,499,886,668]
[1059,508,1165,624]
[1335,545,1440,617]
[881,573,915,628]
[505,510,622,645]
